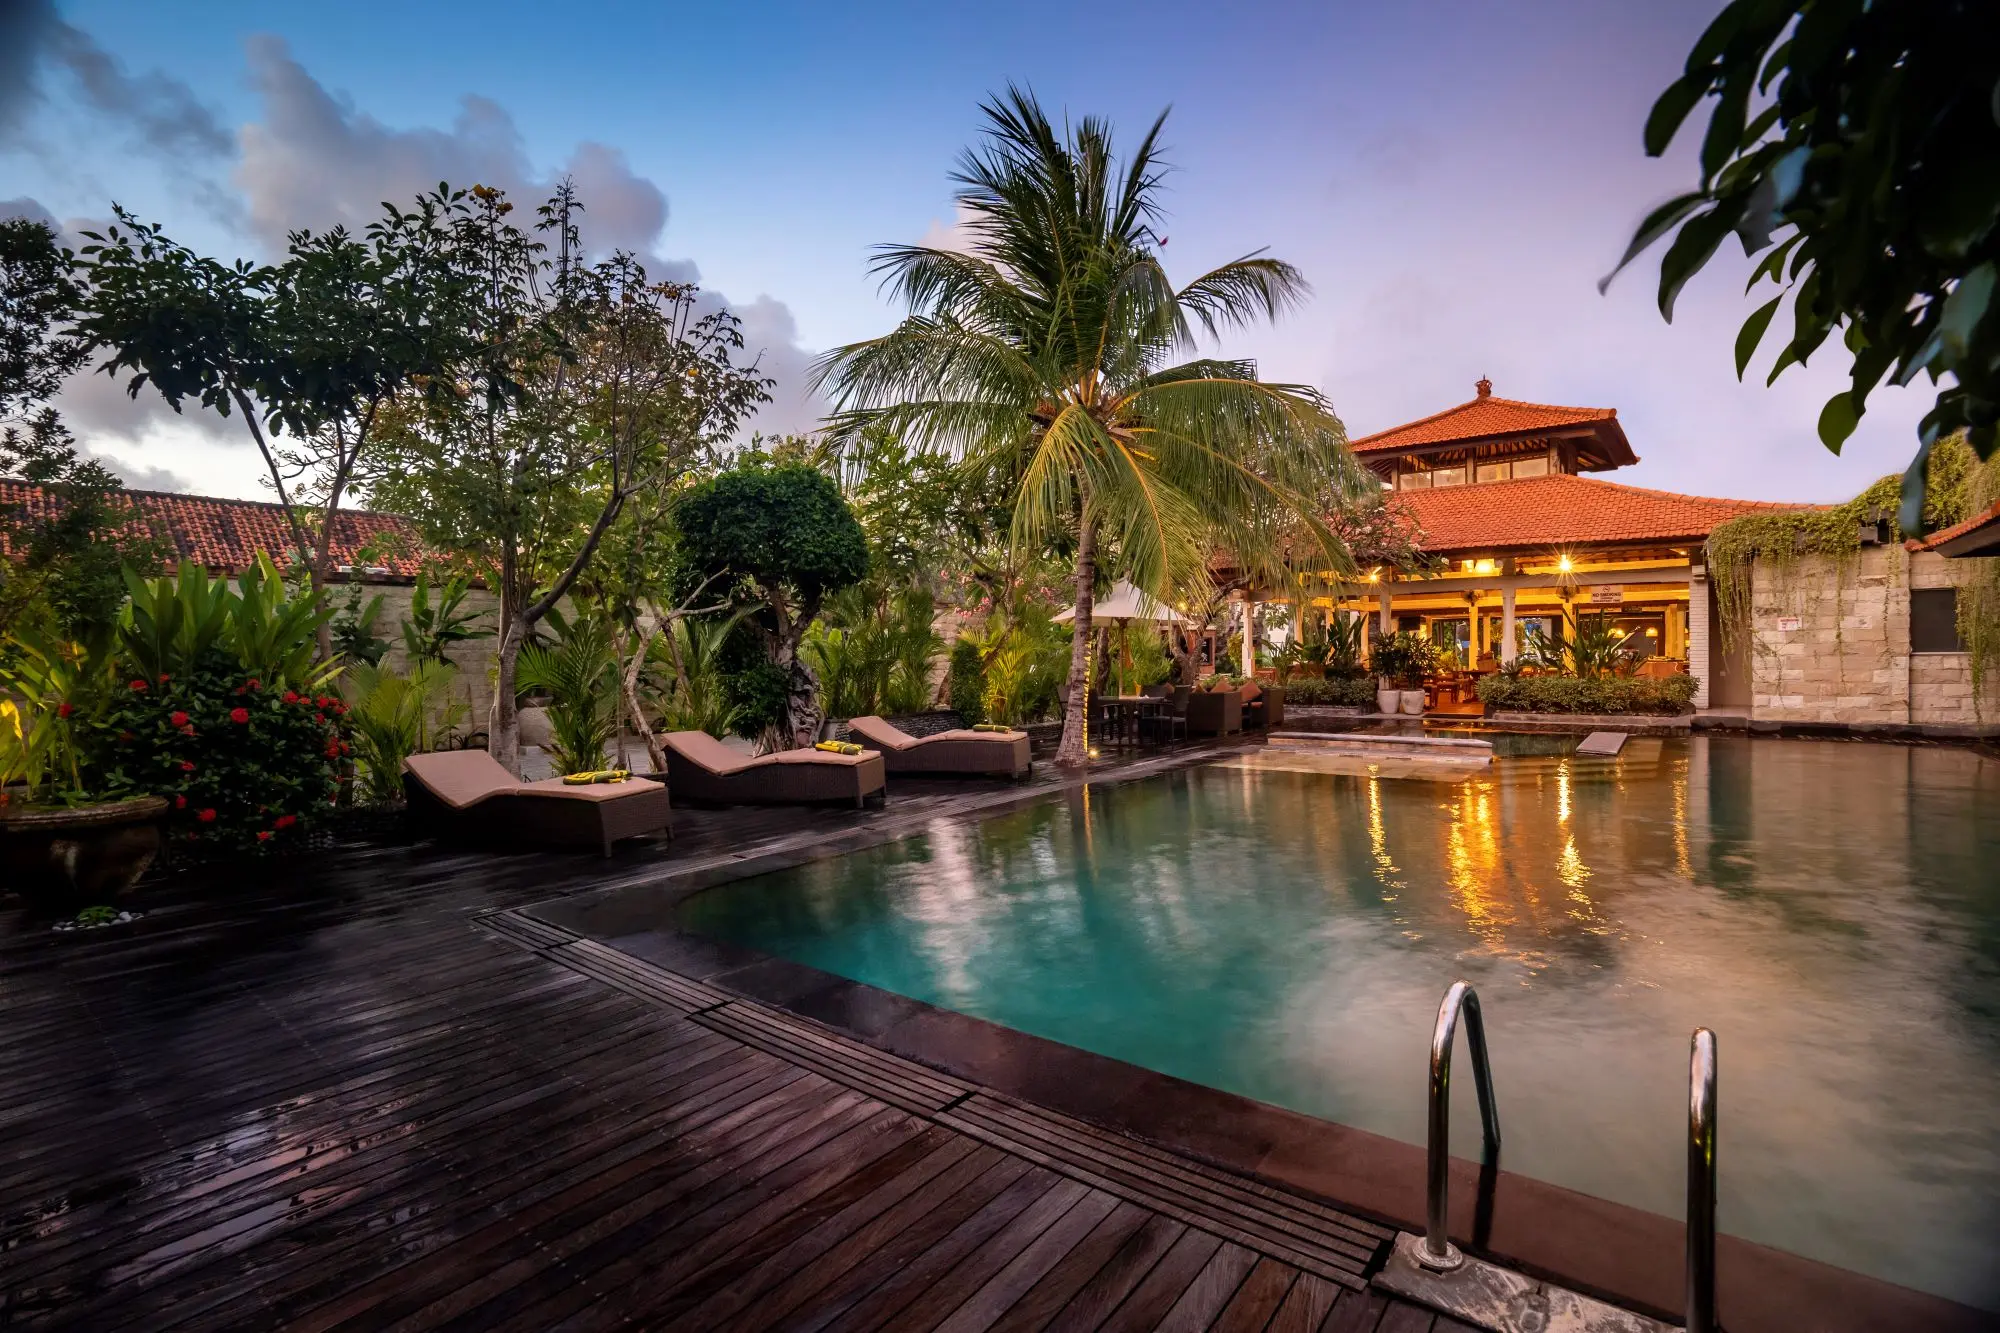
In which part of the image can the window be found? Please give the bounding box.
[1398,470,1431,490]
[1476,460,1511,483]
[1511,455,1550,479]
[1911,587,1965,652]
[1430,463,1467,487]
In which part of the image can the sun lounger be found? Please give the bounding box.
[659,731,886,807]
[402,750,672,857]
[847,716,1031,779]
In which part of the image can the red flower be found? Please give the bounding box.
[338,740,350,755]
[230,707,250,725]
[314,713,327,724]
[274,814,296,830]
[283,691,300,704]
[248,678,261,690]
[256,830,272,842]
[180,760,196,772]
[170,711,189,727]
[324,741,341,758]
[197,808,217,823]
[157,674,170,685]
[175,795,187,809]
[315,695,331,709]
[129,679,147,692]
[179,724,195,736]
[57,702,74,718]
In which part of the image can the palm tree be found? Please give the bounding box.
[813,88,1369,766]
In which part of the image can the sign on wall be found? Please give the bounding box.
[1775,616,1802,632]
[1588,586,1624,605]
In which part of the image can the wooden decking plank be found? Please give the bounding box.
[1039,1213,1190,1333]
[983,1199,1155,1333]
[1208,1256,1302,1333]
[927,1188,1124,1333]
[1321,1290,1393,1333]
[711,1151,1033,1333]
[1153,1241,1262,1332]
[696,1006,968,1115]
[1375,1299,1439,1332]
[559,935,733,1010]
[694,999,972,1105]
[1266,1273,1345,1333]
[1094,1226,1227,1332]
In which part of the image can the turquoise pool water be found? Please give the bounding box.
[675,736,2000,1308]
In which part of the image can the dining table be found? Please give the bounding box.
[1095,695,1168,747]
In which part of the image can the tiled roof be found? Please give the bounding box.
[1393,473,1809,554]
[1906,498,2000,558]
[0,480,426,578]
[1351,384,1626,460]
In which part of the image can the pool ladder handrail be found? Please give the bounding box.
[1412,983,1722,1330]
[1414,980,1501,1271]
[1687,1027,1719,1333]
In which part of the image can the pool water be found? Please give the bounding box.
[675,736,2000,1308]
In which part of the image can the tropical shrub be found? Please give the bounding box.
[947,637,985,725]
[1519,613,1637,679]
[1282,675,1379,707]
[1476,673,1698,716]
[90,656,351,853]
[399,570,493,664]
[329,582,390,665]
[648,612,744,739]
[1368,631,1439,687]
[342,659,464,803]
[516,610,619,775]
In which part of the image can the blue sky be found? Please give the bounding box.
[2,0,1937,503]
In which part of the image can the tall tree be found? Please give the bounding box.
[1604,0,2000,529]
[814,88,1367,766]
[371,184,770,772]
[75,187,477,647]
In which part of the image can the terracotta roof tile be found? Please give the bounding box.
[1393,473,1809,554]
[1905,497,2000,556]
[0,481,426,578]
[1351,393,1617,454]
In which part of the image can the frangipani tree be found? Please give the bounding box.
[814,88,1369,765]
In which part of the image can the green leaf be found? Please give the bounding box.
[1657,202,1740,321]
[1817,392,1860,454]
[1598,192,1707,294]
[1644,77,1710,158]
[1700,69,1755,182]
[1734,295,1784,378]
[1937,262,1995,362]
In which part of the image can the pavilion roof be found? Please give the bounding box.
[0,480,427,579]
[1350,379,1635,470]
[1392,473,1808,556]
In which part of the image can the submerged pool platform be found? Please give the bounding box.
[535,734,2000,1330]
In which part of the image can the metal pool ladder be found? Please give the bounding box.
[1394,981,1721,1331]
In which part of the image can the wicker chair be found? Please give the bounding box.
[1186,688,1242,736]
[660,731,886,808]
[402,750,672,857]
[847,716,1030,779]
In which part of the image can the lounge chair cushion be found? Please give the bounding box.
[662,730,762,774]
[403,751,519,809]
[1240,682,1262,703]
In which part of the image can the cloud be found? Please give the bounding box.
[89,448,190,493]
[232,36,826,437]
[0,0,230,161]
[0,197,58,228]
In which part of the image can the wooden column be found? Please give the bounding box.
[1501,587,1518,665]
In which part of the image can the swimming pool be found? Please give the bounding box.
[674,735,2000,1308]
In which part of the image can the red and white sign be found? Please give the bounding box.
[1587,586,1624,605]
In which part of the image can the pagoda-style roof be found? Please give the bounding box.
[1393,473,1805,556]
[1351,379,1636,472]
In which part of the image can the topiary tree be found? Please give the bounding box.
[676,464,868,748]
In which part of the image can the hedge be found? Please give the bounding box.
[1475,673,1698,715]
[1280,675,1380,707]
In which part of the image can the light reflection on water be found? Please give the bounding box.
[675,736,2000,1308]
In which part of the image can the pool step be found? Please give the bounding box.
[1265,731,1493,766]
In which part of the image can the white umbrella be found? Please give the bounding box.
[1054,580,1187,625]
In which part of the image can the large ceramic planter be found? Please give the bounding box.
[1399,689,1426,716]
[0,795,168,913]
[1376,681,1399,714]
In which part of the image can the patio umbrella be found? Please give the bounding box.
[1056,581,1188,695]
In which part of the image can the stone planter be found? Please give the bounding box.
[0,795,169,913]
[1377,681,1399,714]
[1399,689,1426,715]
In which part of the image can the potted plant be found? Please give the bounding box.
[1369,631,1438,715]
[0,631,168,912]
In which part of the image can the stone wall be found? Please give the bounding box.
[1740,547,2000,728]
[345,582,504,739]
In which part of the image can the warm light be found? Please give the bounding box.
[1367,569,1380,583]
[1474,559,1497,575]
[1557,554,1573,573]
[1645,627,1659,637]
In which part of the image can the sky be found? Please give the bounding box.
[0,0,1940,505]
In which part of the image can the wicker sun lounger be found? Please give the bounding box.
[847,716,1031,780]
[402,750,672,857]
[658,731,886,808]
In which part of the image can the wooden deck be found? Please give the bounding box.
[0,757,1467,1332]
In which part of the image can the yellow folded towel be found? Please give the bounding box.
[814,740,863,755]
[562,769,631,785]
[972,723,1013,733]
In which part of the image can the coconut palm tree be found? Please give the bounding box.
[813,87,1368,766]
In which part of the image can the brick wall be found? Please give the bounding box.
[1742,547,2000,726]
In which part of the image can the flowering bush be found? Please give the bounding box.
[85,652,349,853]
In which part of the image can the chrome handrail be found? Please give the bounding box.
[1416,980,1501,1271]
[1687,1028,1718,1333]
